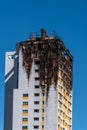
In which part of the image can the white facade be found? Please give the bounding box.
[12,50,42,130]
[4,49,58,130]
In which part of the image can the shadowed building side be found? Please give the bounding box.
[4,52,18,130]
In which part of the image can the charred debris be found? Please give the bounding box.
[17,29,73,97]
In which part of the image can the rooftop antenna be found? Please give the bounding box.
[41,28,46,39]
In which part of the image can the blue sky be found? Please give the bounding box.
[0,0,87,130]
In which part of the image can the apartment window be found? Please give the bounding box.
[35,77,40,80]
[34,85,40,89]
[58,101,62,108]
[70,95,72,100]
[23,94,28,97]
[42,117,44,120]
[58,85,62,92]
[23,110,28,113]
[22,126,28,130]
[42,125,44,128]
[23,102,28,105]
[34,101,39,104]
[34,125,39,129]
[58,110,62,116]
[35,61,40,65]
[34,93,40,96]
[42,93,44,96]
[42,109,44,112]
[42,101,44,104]
[60,94,62,100]
[34,109,39,112]
[22,118,28,121]
[58,93,62,100]
[34,117,39,121]
[35,69,39,73]
[58,116,61,123]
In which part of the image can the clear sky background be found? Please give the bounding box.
[0,0,87,130]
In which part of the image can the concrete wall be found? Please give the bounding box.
[12,50,42,130]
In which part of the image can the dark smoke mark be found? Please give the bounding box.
[19,39,59,101]
[22,44,33,79]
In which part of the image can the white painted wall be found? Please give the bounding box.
[12,49,42,130]
[45,85,58,130]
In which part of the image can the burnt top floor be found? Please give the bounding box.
[16,29,73,62]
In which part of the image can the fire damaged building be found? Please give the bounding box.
[4,29,73,130]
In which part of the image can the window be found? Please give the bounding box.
[42,125,44,128]
[22,110,28,116]
[22,126,28,130]
[34,101,39,104]
[35,77,40,80]
[22,118,28,121]
[23,94,28,97]
[34,117,39,121]
[23,94,28,100]
[34,85,40,89]
[58,101,62,108]
[34,109,39,112]
[23,102,28,105]
[34,93,40,96]
[58,116,61,123]
[34,125,39,129]
[35,69,39,72]
[58,93,62,100]
[42,93,44,96]
[42,101,44,104]
[23,110,28,113]
[42,117,44,120]
[35,61,40,65]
